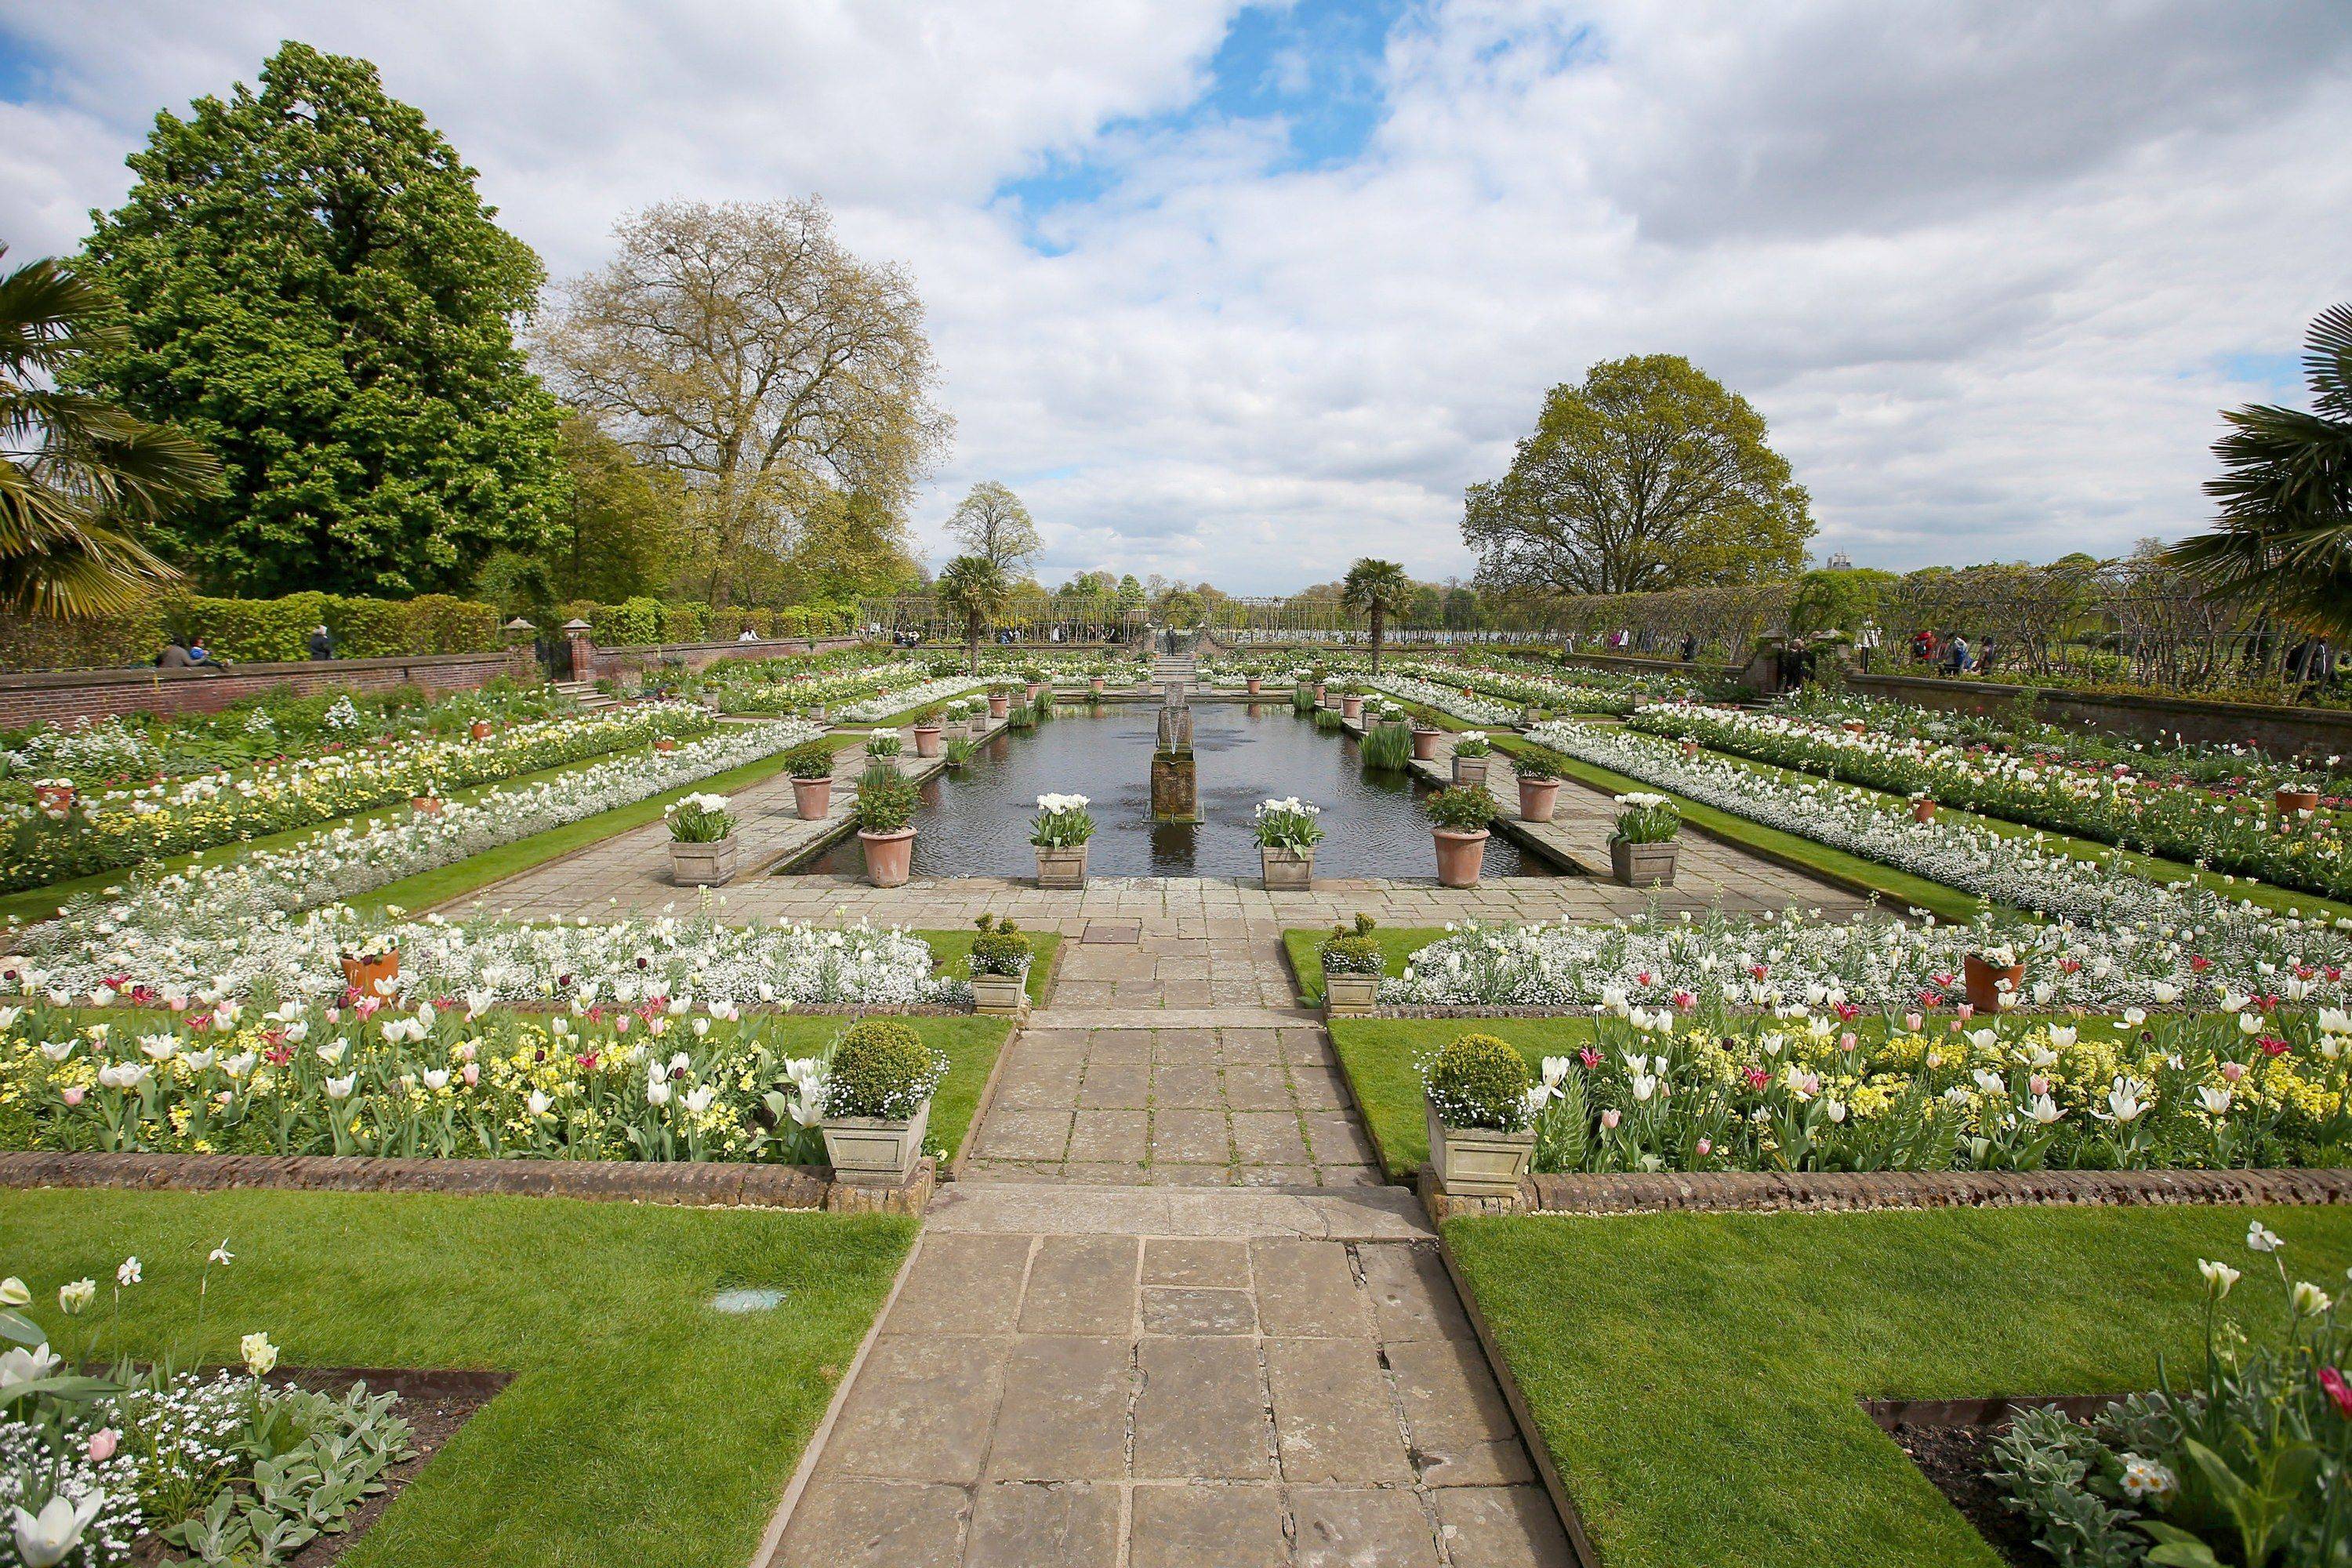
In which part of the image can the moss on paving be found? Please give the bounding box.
[1446,1205,2352,1568]
[0,1188,913,1568]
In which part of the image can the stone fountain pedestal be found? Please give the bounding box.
[1150,684,1200,824]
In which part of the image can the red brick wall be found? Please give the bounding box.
[0,648,539,730]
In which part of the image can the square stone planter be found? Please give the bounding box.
[1323,970,1381,1016]
[822,1098,931,1187]
[1036,844,1089,888]
[1452,756,1489,787]
[970,971,1029,1016]
[1610,839,1677,887]
[670,837,740,887]
[1426,1102,1534,1197]
[1261,844,1315,891]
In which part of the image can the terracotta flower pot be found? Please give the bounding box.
[1841,720,1867,735]
[2277,787,2321,826]
[1962,953,2026,1013]
[1090,676,1105,694]
[792,776,833,820]
[912,724,942,758]
[1314,683,1327,704]
[32,784,74,814]
[1911,799,1937,823]
[860,826,917,886]
[1246,677,1262,695]
[654,738,677,753]
[470,720,494,740]
[1410,728,1442,762]
[340,951,399,999]
[988,692,1011,718]
[1025,683,1041,703]
[1341,695,1364,721]
[410,796,444,816]
[1432,826,1489,887]
[1518,778,1560,823]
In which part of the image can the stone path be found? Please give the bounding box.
[763,922,1578,1566]
[766,1185,1573,1568]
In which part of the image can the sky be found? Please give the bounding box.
[3,1,2348,594]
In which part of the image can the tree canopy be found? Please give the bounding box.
[1340,557,1413,673]
[1463,354,1813,598]
[0,250,215,618]
[75,41,564,597]
[2168,303,2352,640]
[936,553,1011,673]
[539,198,950,607]
[946,481,1041,574]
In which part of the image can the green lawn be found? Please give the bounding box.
[1446,1204,2352,1568]
[0,1188,913,1568]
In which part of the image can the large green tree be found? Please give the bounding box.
[1463,354,1813,597]
[787,489,924,602]
[936,554,1010,674]
[0,250,216,617]
[2169,304,2352,641]
[75,42,564,597]
[547,412,681,603]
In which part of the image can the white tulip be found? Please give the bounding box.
[9,1490,107,1568]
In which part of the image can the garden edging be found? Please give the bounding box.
[0,1149,937,1213]
[1421,1164,2352,1221]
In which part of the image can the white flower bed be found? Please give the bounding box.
[21,719,821,948]
[1382,906,2352,1014]
[837,674,987,721]
[1526,719,2339,941]
[1363,673,1523,727]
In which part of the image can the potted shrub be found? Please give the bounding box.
[1022,665,1047,703]
[1410,724,1443,763]
[653,731,678,753]
[786,741,837,819]
[1514,749,1564,823]
[987,683,1014,719]
[966,914,1033,1014]
[1319,914,1385,1016]
[1425,786,1497,887]
[1519,702,1547,728]
[818,1019,948,1185]
[1607,792,1680,887]
[1089,672,1105,695]
[30,779,74,815]
[666,792,739,885]
[470,719,495,741]
[855,765,920,886]
[865,728,905,768]
[1962,942,2026,1012]
[339,932,401,998]
[1909,791,1937,823]
[409,786,445,816]
[1339,684,1365,722]
[2275,766,2323,827]
[1254,795,1324,890]
[1422,1033,1537,1197]
[911,706,944,757]
[1245,669,1264,696]
[1031,792,1095,887]
[1451,731,1492,787]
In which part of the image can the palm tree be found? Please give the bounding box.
[2167,303,2352,642]
[1340,557,1414,675]
[936,553,1011,674]
[0,249,214,618]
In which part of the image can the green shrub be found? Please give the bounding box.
[785,741,837,781]
[1513,747,1565,782]
[822,1019,945,1120]
[660,602,710,644]
[854,766,918,833]
[968,914,1033,976]
[328,595,409,657]
[1425,785,1498,831]
[403,593,499,653]
[593,597,664,648]
[1360,719,1412,771]
[1319,914,1383,975]
[1423,1033,1534,1131]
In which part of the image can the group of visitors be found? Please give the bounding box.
[148,623,338,672]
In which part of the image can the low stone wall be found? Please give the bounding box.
[1422,1165,2352,1221]
[0,1149,935,1214]
[586,635,862,682]
[1847,670,2352,762]
[0,648,539,730]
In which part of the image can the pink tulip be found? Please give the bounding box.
[462,1062,480,1087]
[1904,1012,1923,1032]
[1695,1138,1712,1156]
[1600,1109,1621,1129]
[87,1428,118,1461]
[61,1085,85,1106]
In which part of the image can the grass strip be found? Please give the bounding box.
[1446,1205,2352,1568]
[1280,925,1447,1005]
[922,928,1062,1007]
[0,1187,913,1568]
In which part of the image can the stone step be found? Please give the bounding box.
[924,1180,1434,1238]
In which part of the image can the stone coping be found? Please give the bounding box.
[0,1149,934,1214]
[1420,1165,2352,1221]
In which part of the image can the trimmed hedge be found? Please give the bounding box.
[0,592,503,671]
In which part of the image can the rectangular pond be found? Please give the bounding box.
[795,702,1558,880]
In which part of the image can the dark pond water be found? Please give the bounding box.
[799,702,1552,879]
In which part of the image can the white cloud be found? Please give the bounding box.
[4,0,2347,590]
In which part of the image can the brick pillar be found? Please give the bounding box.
[562,619,594,681]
